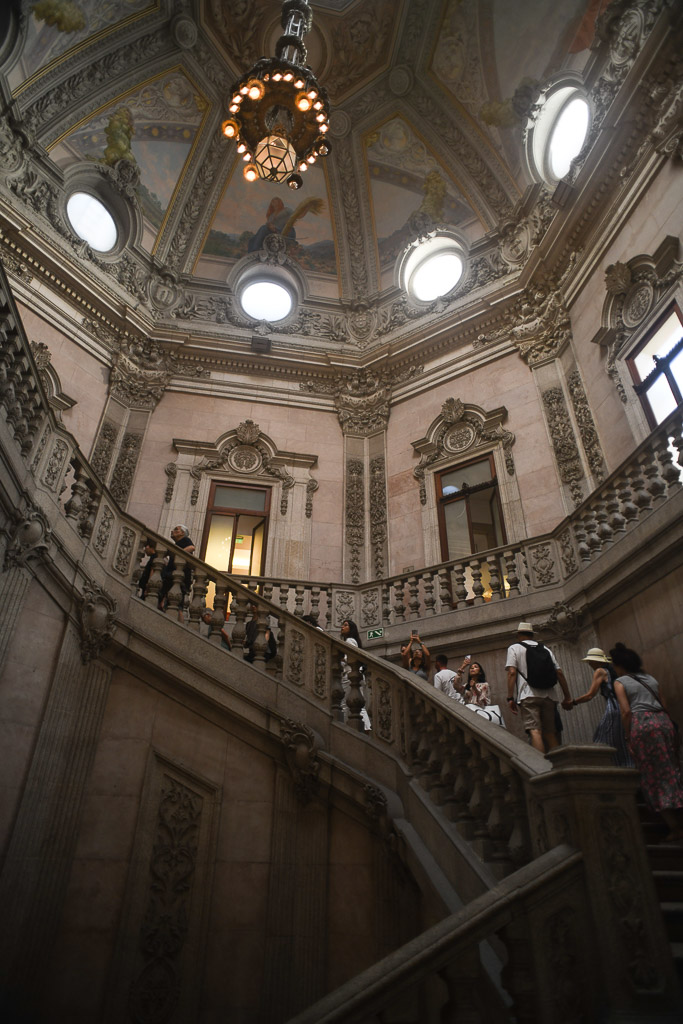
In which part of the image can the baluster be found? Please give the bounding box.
[593,496,613,546]
[437,567,453,611]
[144,550,165,606]
[466,738,491,854]
[487,555,502,601]
[582,508,601,557]
[279,582,290,615]
[165,554,185,617]
[78,482,99,540]
[518,549,530,592]
[470,558,484,605]
[616,472,639,527]
[188,569,209,632]
[130,536,147,595]
[330,649,345,721]
[263,581,273,604]
[294,584,305,618]
[500,918,537,1024]
[604,481,626,535]
[502,550,520,598]
[381,582,392,626]
[503,767,531,866]
[345,655,366,732]
[437,721,457,818]
[230,590,249,651]
[453,563,467,607]
[323,586,332,630]
[629,463,651,515]
[251,604,269,664]
[272,612,284,678]
[422,571,436,615]
[572,517,591,562]
[451,728,474,836]
[653,431,682,493]
[639,449,666,506]
[669,419,683,469]
[392,579,406,622]
[486,757,513,876]
[407,575,420,619]
[310,585,321,624]
[64,461,89,520]
[210,581,229,643]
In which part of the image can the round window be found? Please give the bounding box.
[528,87,590,186]
[66,192,118,252]
[402,237,464,302]
[240,280,293,321]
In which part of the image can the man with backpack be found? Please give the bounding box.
[506,622,573,753]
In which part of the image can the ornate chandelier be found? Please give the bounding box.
[222,0,331,190]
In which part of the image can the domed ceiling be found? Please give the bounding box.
[3,0,609,358]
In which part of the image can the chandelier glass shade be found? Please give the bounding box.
[223,1,331,189]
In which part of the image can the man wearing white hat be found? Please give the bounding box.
[506,621,573,753]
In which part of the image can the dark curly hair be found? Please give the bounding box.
[609,642,642,674]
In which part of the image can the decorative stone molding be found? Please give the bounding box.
[3,504,52,570]
[595,238,683,402]
[345,458,365,584]
[335,590,355,627]
[375,679,393,743]
[528,543,559,587]
[29,341,76,414]
[127,775,203,1022]
[109,432,143,506]
[412,398,516,504]
[91,421,119,480]
[279,719,320,805]
[182,420,302,516]
[114,526,136,576]
[287,630,305,687]
[79,580,117,664]
[540,601,584,642]
[361,588,380,628]
[476,265,575,366]
[164,463,177,503]
[93,504,115,557]
[109,347,174,411]
[542,387,585,507]
[567,369,606,482]
[302,364,423,436]
[313,644,327,699]
[305,478,318,519]
[42,437,69,491]
[369,455,388,579]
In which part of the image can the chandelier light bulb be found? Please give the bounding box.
[221,118,239,139]
[273,72,282,81]
[319,123,329,133]
[296,92,312,112]
[316,112,325,122]
[284,72,294,82]
[247,79,265,101]
[294,78,304,89]
[237,142,247,153]
[240,85,249,95]
[313,101,323,110]
[307,154,316,164]
[229,104,240,113]
[298,161,308,172]
[243,163,258,182]
[307,89,318,100]
[287,173,303,190]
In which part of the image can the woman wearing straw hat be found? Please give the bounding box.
[572,647,633,767]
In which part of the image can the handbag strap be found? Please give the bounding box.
[624,673,672,722]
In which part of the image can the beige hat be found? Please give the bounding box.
[582,648,611,664]
[517,622,534,634]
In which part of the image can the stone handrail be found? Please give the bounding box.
[237,409,682,634]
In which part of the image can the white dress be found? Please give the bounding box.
[342,637,371,731]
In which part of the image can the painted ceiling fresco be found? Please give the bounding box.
[15,0,154,87]
[201,159,337,277]
[58,69,207,241]
[365,116,482,269]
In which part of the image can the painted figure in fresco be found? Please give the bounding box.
[247,196,325,253]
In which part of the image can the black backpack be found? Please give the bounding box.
[518,641,557,691]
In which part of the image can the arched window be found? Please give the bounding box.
[627,306,683,428]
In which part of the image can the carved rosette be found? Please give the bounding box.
[542,387,585,507]
[79,581,117,664]
[279,719,320,805]
[567,370,606,482]
[4,504,52,570]
[345,459,365,584]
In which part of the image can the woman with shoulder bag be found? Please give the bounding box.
[611,642,683,842]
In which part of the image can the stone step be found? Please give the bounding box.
[660,902,683,943]
[652,870,683,903]
[647,842,683,872]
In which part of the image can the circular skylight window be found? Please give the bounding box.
[240,280,293,321]
[402,237,464,303]
[66,192,118,252]
[548,97,590,179]
[528,85,590,187]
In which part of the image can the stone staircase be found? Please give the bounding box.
[642,806,683,989]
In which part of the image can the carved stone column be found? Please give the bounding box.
[261,723,327,1021]
[0,503,52,671]
[0,614,114,1004]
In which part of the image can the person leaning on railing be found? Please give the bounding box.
[571,648,633,767]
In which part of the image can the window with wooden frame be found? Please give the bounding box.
[628,306,683,429]
[200,482,270,577]
[436,454,506,562]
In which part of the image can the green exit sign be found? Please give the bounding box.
[367,627,384,640]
